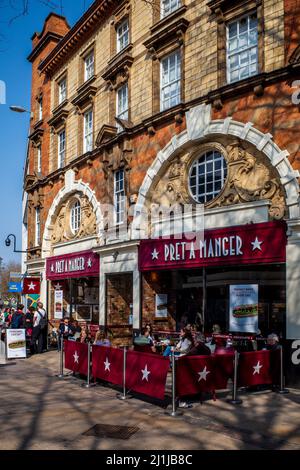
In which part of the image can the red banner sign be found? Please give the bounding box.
[46,250,99,280]
[22,277,41,294]
[139,221,286,271]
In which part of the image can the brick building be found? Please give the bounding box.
[23,0,300,367]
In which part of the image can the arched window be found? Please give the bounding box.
[189,150,227,203]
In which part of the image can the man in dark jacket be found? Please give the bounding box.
[187,333,211,356]
[10,305,25,329]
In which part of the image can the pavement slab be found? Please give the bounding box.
[0,350,299,450]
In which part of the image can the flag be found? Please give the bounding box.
[22,277,40,294]
[126,350,170,400]
[214,353,234,390]
[64,340,89,375]
[238,350,273,387]
[176,355,215,397]
[92,345,123,386]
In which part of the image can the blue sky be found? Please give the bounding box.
[0,0,94,266]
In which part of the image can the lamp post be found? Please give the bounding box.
[5,234,27,254]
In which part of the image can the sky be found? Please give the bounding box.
[0,0,95,267]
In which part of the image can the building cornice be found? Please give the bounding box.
[38,0,119,76]
[27,32,64,63]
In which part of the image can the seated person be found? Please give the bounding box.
[163,328,193,357]
[186,332,211,356]
[71,320,82,340]
[134,327,156,352]
[94,330,111,347]
[266,333,281,351]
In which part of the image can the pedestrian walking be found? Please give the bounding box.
[31,302,47,354]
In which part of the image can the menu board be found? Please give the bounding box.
[155,294,168,318]
[6,329,26,359]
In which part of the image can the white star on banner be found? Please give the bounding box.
[151,249,159,260]
[141,364,151,381]
[87,258,92,268]
[251,237,263,251]
[253,361,263,375]
[28,282,36,291]
[73,351,79,363]
[198,366,210,382]
[54,283,62,290]
[104,357,111,371]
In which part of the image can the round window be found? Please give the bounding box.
[189,150,227,203]
[70,200,81,234]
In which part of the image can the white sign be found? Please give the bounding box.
[6,329,26,359]
[54,290,63,319]
[155,294,168,318]
[229,284,258,333]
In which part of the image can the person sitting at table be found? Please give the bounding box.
[70,320,82,340]
[163,327,193,357]
[134,327,156,352]
[94,330,111,347]
[265,333,281,351]
[186,332,211,356]
[144,323,156,344]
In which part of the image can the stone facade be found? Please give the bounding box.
[24,0,300,341]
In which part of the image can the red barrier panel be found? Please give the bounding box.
[176,355,215,396]
[214,353,234,390]
[64,340,88,375]
[238,350,274,386]
[126,350,170,400]
[92,345,123,386]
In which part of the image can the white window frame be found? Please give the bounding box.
[58,129,66,168]
[116,83,129,131]
[58,77,67,104]
[37,145,42,173]
[160,50,181,111]
[226,13,258,84]
[161,0,181,18]
[35,207,41,246]
[117,18,129,53]
[84,51,95,82]
[70,200,81,234]
[114,169,126,225]
[189,150,227,204]
[83,109,93,153]
[38,98,43,121]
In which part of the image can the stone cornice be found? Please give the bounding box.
[27,32,64,63]
[38,0,119,76]
[143,17,189,59]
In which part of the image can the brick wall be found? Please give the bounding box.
[106,274,133,347]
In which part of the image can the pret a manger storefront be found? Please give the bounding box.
[139,221,287,337]
[46,250,100,324]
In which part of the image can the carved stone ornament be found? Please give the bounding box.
[147,140,286,220]
[51,194,97,245]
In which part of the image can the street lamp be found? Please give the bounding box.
[10,105,33,118]
[5,234,27,253]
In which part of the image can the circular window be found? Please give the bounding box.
[70,200,81,234]
[189,150,227,203]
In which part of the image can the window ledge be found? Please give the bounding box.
[33,119,43,130]
[48,107,69,130]
[151,5,187,35]
[102,45,134,88]
[52,99,69,115]
[72,76,97,110]
[144,17,189,59]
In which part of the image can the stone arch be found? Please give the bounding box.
[42,169,103,256]
[133,105,300,232]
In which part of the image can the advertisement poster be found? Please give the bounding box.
[155,294,168,318]
[6,329,26,359]
[54,290,63,320]
[229,284,258,333]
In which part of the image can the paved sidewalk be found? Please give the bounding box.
[0,350,300,450]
